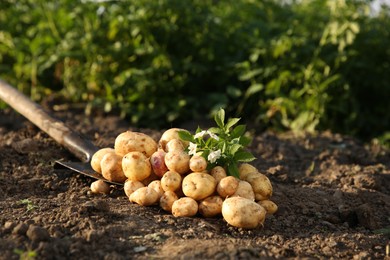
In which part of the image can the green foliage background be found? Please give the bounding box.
[0,0,389,145]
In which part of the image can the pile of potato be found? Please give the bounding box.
[89,128,278,229]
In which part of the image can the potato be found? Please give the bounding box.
[199,195,223,218]
[124,180,145,198]
[217,176,239,198]
[159,128,190,152]
[115,131,157,157]
[148,180,164,199]
[231,180,255,201]
[90,148,115,173]
[150,149,168,177]
[166,139,185,152]
[100,152,127,183]
[246,172,273,201]
[129,187,159,206]
[122,151,152,181]
[165,150,190,174]
[140,171,159,186]
[160,171,182,192]
[238,163,258,180]
[189,155,207,172]
[90,180,111,194]
[210,166,227,183]
[182,172,216,201]
[159,191,179,212]
[258,200,278,215]
[172,197,198,217]
[222,197,267,229]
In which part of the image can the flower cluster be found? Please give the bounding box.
[179,109,256,177]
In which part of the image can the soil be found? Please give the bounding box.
[0,106,389,260]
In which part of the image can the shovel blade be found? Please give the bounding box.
[55,160,124,186]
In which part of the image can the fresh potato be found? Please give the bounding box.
[124,179,145,198]
[245,172,273,201]
[258,200,278,215]
[148,180,164,199]
[159,190,179,212]
[90,180,111,195]
[115,131,158,157]
[150,149,168,177]
[182,172,216,201]
[166,139,185,152]
[100,152,127,183]
[159,128,190,152]
[140,171,159,186]
[172,197,198,217]
[238,163,258,180]
[199,195,223,218]
[90,148,115,173]
[122,151,152,181]
[165,150,190,174]
[222,197,267,229]
[160,171,182,192]
[217,176,239,198]
[231,180,255,201]
[189,155,207,172]
[210,166,227,183]
[129,187,159,206]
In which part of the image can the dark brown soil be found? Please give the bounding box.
[1,107,389,260]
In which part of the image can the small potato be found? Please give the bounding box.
[100,152,127,183]
[148,180,164,199]
[210,166,227,183]
[161,171,182,192]
[199,195,223,218]
[124,179,145,198]
[231,180,255,201]
[222,197,267,229]
[159,190,179,212]
[140,171,159,186]
[238,163,258,180]
[122,151,152,181]
[90,148,115,173]
[166,139,185,152]
[129,187,159,206]
[246,172,273,201]
[165,150,190,174]
[189,155,207,172]
[217,176,239,198]
[172,197,198,217]
[159,128,190,152]
[182,172,216,201]
[258,200,278,215]
[150,149,168,177]
[90,180,111,194]
[115,131,158,157]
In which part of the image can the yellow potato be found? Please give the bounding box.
[115,131,157,157]
[210,166,227,183]
[258,200,278,215]
[172,197,198,217]
[159,128,190,152]
[182,172,216,201]
[166,139,185,152]
[217,176,239,198]
[123,179,145,198]
[165,150,190,174]
[148,180,164,199]
[222,197,267,229]
[122,151,152,181]
[129,187,159,206]
[100,152,127,183]
[231,180,255,201]
[238,163,258,180]
[199,195,223,218]
[189,155,207,172]
[90,180,111,195]
[246,172,273,200]
[159,190,179,212]
[160,171,182,192]
[90,148,115,174]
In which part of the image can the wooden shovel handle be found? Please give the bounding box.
[0,79,98,162]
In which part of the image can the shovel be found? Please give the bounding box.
[0,79,123,185]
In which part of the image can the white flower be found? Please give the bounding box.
[207,131,219,141]
[188,142,198,156]
[208,149,221,163]
[194,130,207,139]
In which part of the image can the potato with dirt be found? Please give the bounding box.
[129,187,159,206]
[217,176,239,198]
[164,146,190,174]
[189,155,207,172]
[245,172,273,201]
[231,180,255,201]
[122,151,152,181]
[115,131,158,157]
[258,200,278,215]
[90,148,115,173]
[123,180,145,198]
[172,197,198,217]
[238,163,258,180]
[222,197,267,229]
[210,166,227,183]
[182,172,217,200]
[100,152,127,183]
[150,148,169,177]
[90,180,111,194]
[199,195,223,218]
[159,190,179,212]
[160,170,182,192]
[148,180,164,199]
[159,128,190,152]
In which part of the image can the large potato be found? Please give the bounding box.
[159,128,190,152]
[129,187,159,206]
[246,172,273,201]
[199,195,223,218]
[115,131,157,157]
[90,148,115,173]
[172,197,198,217]
[122,151,152,181]
[182,172,216,201]
[165,150,190,174]
[100,152,127,183]
[222,197,267,229]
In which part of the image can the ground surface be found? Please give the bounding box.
[0,106,389,260]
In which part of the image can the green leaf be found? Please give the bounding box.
[234,150,256,162]
[208,127,221,135]
[239,135,252,146]
[178,130,194,142]
[227,161,239,178]
[225,117,241,131]
[229,144,242,156]
[231,124,246,138]
[214,108,225,129]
